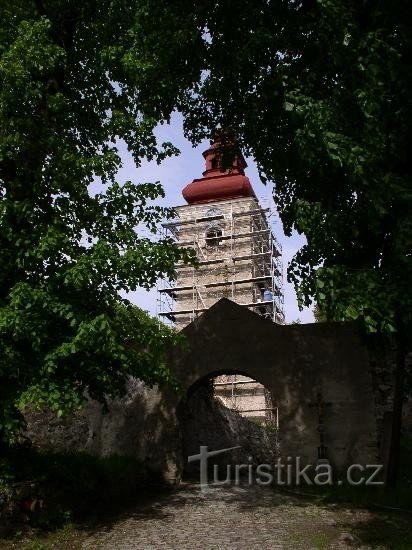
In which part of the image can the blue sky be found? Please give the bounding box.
[116,113,314,324]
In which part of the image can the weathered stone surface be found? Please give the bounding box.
[24,405,90,453]
[25,379,180,482]
[24,298,400,482]
[181,386,276,476]
[169,299,393,478]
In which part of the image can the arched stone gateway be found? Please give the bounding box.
[25,298,396,485]
[161,298,393,483]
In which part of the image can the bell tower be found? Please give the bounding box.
[158,139,284,421]
[158,137,284,331]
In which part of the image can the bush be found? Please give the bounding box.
[1,445,151,530]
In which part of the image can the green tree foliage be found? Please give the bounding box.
[313,304,327,323]
[131,0,412,335]
[0,1,194,443]
[130,0,412,482]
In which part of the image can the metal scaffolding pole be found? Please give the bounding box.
[157,197,284,326]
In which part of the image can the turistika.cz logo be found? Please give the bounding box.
[188,446,384,490]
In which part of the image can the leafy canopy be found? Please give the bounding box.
[130,0,412,336]
[0,0,194,440]
[1,0,411,444]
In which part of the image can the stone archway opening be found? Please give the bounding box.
[179,370,280,481]
[213,373,278,427]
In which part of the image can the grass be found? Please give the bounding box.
[310,532,331,550]
[280,437,412,511]
[351,519,412,550]
[277,437,412,549]
[0,523,84,549]
[0,445,157,545]
[1,438,411,548]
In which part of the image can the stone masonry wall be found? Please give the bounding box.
[173,196,269,329]
[23,300,405,483]
[181,386,276,477]
[24,379,180,482]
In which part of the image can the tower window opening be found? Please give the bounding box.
[205,227,223,247]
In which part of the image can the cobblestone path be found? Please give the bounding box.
[82,483,403,549]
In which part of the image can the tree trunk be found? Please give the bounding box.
[386,334,406,487]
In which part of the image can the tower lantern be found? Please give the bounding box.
[182,137,255,205]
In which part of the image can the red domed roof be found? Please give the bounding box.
[182,140,256,204]
[183,173,255,204]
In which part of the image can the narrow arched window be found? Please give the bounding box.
[205,226,223,247]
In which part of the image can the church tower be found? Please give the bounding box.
[158,138,284,331]
[158,138,284,422]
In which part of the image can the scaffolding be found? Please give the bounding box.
[156,196,283,456]
[157,198,284,327]
[213,374,280,456]
[213,376,276,418]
